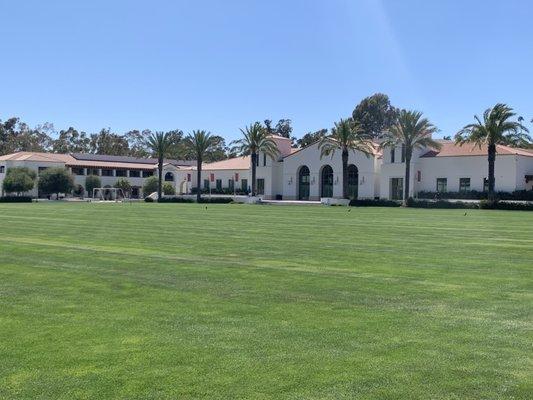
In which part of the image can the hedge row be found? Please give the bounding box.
[145,197,234,204]
[417,190,533,201]
[0,196,33,203]
[349,197,533,211]
[191,187,249,195]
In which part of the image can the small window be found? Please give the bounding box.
[436,178,447,193]
[142,170,153,178]
[72,167,85,175]
[129,170,140,178]
[203,179,210,190]
[483,178,489,192]
[401,144,406,163]
[459,178,470,193]
[390,148,395,163]
[216,179,222,191]
[241,178,248,193]
[228,179,234,191]
[417,170,421,182]
[87,169,99,176]
[263,153,267,166]
[115,169,127,177]
[101,169,113,177]
[164,172,174,182]
[0,166,4,173]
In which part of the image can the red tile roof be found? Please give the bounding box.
[421,141,533,158]
[203,156,251,170]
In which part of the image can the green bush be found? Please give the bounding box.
[349,199,401,207]
[85,175,101,196]
[146,197,234,204]
[408,198,478,209]
[162,182,176,196]
[38,167,74,199]
[73,184,85,197]
[0,196,33,203]
[114,178,132,196]
[418,190,533,201]
[2,167,36,195]
[143,176,159,196]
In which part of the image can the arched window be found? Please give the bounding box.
[298,166,310,200]
[164,172,174,182]
[347,164,358,199]
[320,165,333,198]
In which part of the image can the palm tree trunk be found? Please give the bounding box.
[196,158,202,203]
[157,158,163,202]
[251,152,257,196]
[488,143,496,201]
[342,147,349,199]
[404,152,411,205]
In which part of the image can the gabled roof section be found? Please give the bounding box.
[203,156,251,170]
[420,141,533,158]
[282,139,382,159]
[71,153,195,166]
[0,151,74,163]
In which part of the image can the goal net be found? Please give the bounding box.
[92,187,128,201]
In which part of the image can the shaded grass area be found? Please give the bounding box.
[0,203,531,399]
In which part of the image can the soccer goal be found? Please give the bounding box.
[92,187,128,201]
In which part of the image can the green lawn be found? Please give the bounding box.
[0,203,531,399]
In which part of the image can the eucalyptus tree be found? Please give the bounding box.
[318,119,374,199]
[380,110,441,204]
[455,104,530,200]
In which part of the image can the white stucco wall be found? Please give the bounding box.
[282,142,379,200]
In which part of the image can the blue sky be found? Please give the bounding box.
[1,0,532,141]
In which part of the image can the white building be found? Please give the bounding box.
[1,136,532,200]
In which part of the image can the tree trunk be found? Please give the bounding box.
[196,158,202,203]
[342,147,349,199]
[251,152,257,196]
[488,143,496,201]
[157,157,163,202]
[404,151,411,205]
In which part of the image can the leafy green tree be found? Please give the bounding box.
[296,129,328,148]
[146,131,173,201]
[114,178,132,197]
[319,119,374,199]
[89,128,130,156]
[183,130,218,202]
[0,118,53,155]
[232,122,279,196]
[142,176,159,197]
[455,104,530,200]
[163,182,176,196]
[2,167,36,195]
[53,127,90,153]
[124,129,151,158]
[38,167,74,199]
[352,93,398,138]
[381,110,441,204]
[85,175,102,197]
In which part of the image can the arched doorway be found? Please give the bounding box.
[164,172,174,182]
[347,164,358,199]
[298,166,310,200]
[320,165,333,198]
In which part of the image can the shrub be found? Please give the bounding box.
[163,182,176,196]
[114,178,132,196]
[143,176,159,196]
[73,184,85,197]
[0,196,33,203]
[85,175,101,196]
[38,167,74,199]
[349,199,401,207]
[417,190,533,201]
[146,197,234,204]
[408,199,478,209]
[2,167,36,195]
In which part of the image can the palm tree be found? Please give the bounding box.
[380,110,440,205]
[146,131,173,201]
[231,122,279,196]
[455,104,530,200]
[183,130,218,202]
[318,118,374,199]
